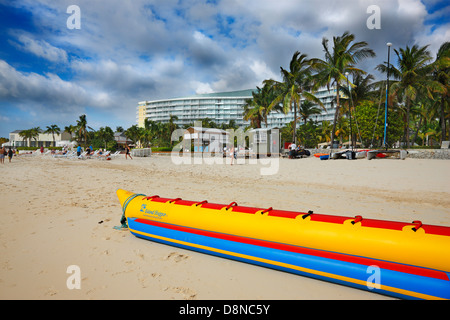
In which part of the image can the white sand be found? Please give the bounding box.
[1,153,449,300]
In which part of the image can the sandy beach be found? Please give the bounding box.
[1,153,449,300]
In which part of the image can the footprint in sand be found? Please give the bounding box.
[171,286,197,300]
[137,272,161,288]
[164,252,190,263]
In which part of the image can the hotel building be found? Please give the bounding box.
[8,130,72,148]
[137,88,337,129]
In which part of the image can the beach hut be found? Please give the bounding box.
[248,127,280,157]
[183,127,229,153]
[114,132,133,149]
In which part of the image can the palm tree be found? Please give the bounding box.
[335,116,349,145]
[243,97,264,128]
[64,124,77,141]
[318,120,332,143]
[221,119,239,130]
[143,119,159,146]
[424,122,441,146]
[76,114,88,147]
[44,124,61,147]
[377,44,443,147]
[270,51,324,143]
[125,125,143,146]
[18,129,32,147]
[97,126,114,149]
[429,42,449,142]
[314,31,375,148]
[297,100,323,125]
[339,73,377,146]
[168,114,179,146]
[18,127,41,147]
[243,82,280,128]
[30,127,41,147]
[340,73,376,110]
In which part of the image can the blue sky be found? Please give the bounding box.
[0,0,449,138]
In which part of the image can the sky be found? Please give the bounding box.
[0,0,449,138]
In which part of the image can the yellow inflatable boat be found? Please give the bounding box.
[116,189,450,299]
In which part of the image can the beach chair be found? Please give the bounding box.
[64,151,78,159]
[86,150,99,159]
[52,150,72,158]
[73,151,87,160]
[97,150,111,160]
[109,151,121,158]
[22,149,39,156]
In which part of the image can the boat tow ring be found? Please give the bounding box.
[168,197,182,204]
[195,200,208,207]
[260,207,273,215]
[143,195,160,201]
[351,215,363,225]
[412,220,423,232]
[302,210,314,219]
[225,202,238,211]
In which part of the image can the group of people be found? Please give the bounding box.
[76,144,132,159]
[76,145,107,157]
[0,144,133,163]
[288,143,310,159]
[0,146,16,164]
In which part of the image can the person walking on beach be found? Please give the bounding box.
[0,146,5,164]
[125,145,132,160]
[230,146,235,165]
[77,145,82,157]
[7,147,13,163]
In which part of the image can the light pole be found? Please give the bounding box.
[383,42,392,148]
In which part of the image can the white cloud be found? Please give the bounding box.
[193,81,214,94]
[415,23,450,58]
[0,59,88,109]
[250,60,278,83]
[12,33,68,64]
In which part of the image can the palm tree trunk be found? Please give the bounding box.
[440,99,446,142]
[448,118,450,143]
[406,97,411,148]
[330,83,340,149]
[293,101,297,143]
[412,115,423,146]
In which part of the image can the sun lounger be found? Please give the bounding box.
[110,151,121,158]
[85,150,100,159]
[97,151,112,160]
[72,151,88,160]
[52,151,75,158]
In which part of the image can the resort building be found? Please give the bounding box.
[137,88,338,129]
[137,90,254,128]
[8,130,72,148]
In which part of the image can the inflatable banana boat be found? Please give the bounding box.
[116,189,450,299]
